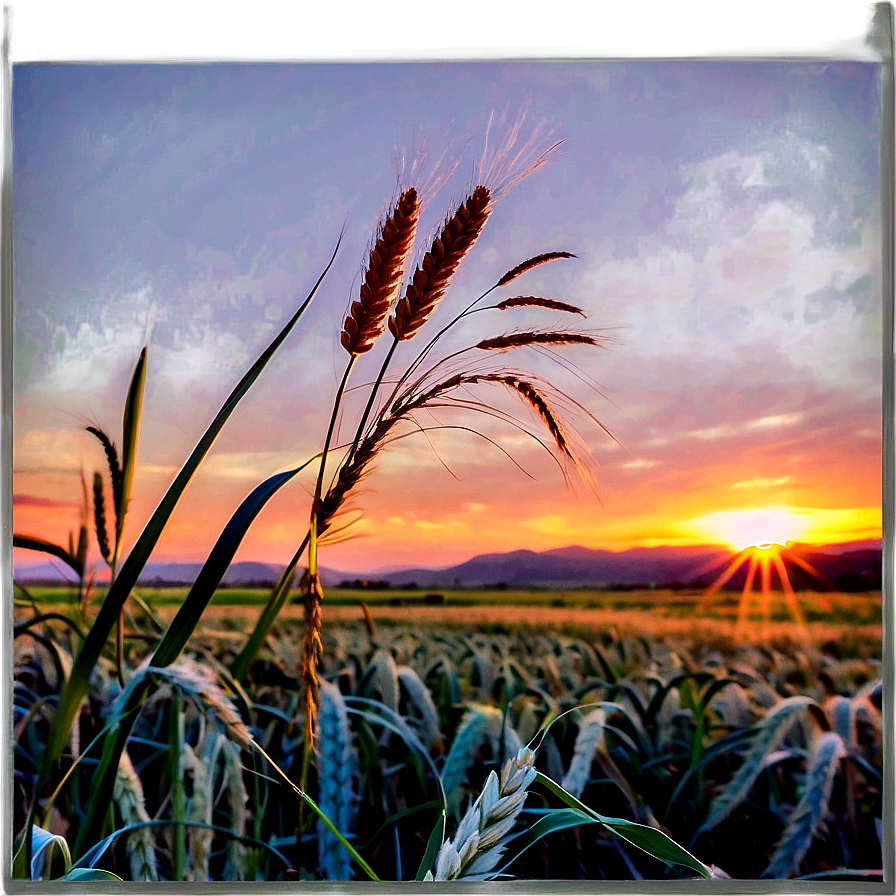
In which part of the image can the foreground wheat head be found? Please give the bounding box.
[341,188,420,355]
[428,745,537,880]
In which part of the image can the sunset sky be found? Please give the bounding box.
[12,61,883,573]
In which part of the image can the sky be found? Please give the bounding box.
[11,60,883,572]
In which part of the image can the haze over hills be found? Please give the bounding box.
[14,539,883,591]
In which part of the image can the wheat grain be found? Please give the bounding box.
[341,188,419,355]
[495,252,577,287]
[763,731,845,878]
[388,186,491,341]
[429,746,537,880]
[113,750,159,881]
[316,679,358,880]
[367,649,400,714]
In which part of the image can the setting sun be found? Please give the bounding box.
[687,507,810,551]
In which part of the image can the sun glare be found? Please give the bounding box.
[688,507,810,551]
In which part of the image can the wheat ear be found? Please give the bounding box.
[220,736,249,881]
[341,188,419,355]
[562,708,606,798]
[389,186,491,341]
[92,472,112,564]
[496,251,577,287]
[86,425,122,531]
[112,658,254,751]
[493,296,585,316]
[762,732,845,879]
[301,572,324,752]
[113,750,159,881]
[702,695,816,833]
[397,664,442,749]
[316,680,358,881]
[181,740,211,881]
[428,746,537,880]
[476,331,601,351]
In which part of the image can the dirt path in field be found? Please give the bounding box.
[156,603,882,646]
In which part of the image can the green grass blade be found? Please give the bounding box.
[12,534,83,577]
[415,806,446,880]
[60,868,123,881]
[37,240,339,794]
[499,808,597,875]
[117,346,147,545]
[535,772,712,879]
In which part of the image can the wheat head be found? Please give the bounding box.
[341,188,419,355]
[113,750,159,881]
[315,679,358,880]
[389,186,491,341]
[429,745,537,880]
[762,731,846,879]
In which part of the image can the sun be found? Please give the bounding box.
[687,507,810,552]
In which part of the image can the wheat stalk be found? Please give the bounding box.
[388,186,491,341]
[113,750,159,881]
[762,731,846,879]
[428,745,537,880]
[315,680,358,881]
[495,251,577,287]
[341,188,419,355]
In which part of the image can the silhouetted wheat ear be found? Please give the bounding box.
[86,425,122,529]
[301,571,324,749]
[476,331,600,352]
[496,251,577,287]
[341,188,419,355]
[388,185,491,341]
[499,376,573,458]
[92,471,112,564]
[494,296,585,316]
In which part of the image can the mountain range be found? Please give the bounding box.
[14,539,883,591]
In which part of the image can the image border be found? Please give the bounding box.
[0,0,896,894]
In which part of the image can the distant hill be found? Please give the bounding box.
[14,538,882,590]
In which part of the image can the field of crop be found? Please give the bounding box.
[14,592,884,882]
